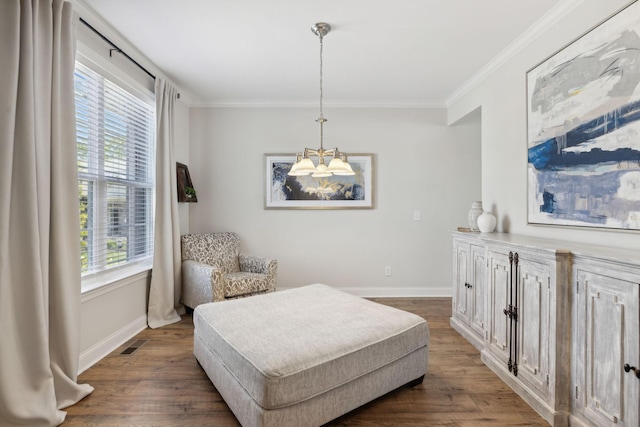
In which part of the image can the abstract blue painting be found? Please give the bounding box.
[527,1,640,230]
[264,154,373,209]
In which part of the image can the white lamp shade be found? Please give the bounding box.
[288,160,302,176]
[332,161,355,176]
[288,160,312,176]
[326,157,348,174]
[288,169,311,176]
[312,163,331,177]
[289,157,316,176]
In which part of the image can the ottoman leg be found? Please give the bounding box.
[406,375,425,388]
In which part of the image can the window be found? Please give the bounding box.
[74,61,155,281]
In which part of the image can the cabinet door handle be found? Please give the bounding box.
[624,364,640,379]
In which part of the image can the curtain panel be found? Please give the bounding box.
[0,0,93,425]
[147,78,184,329]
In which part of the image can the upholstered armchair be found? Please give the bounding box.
[181,232,277,308]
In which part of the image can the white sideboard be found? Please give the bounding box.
[571,252,640,427]
[450,231,640,427]
[451,233,486,350]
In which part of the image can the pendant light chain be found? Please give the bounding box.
[318,32,325,151]
[319,33,324,120]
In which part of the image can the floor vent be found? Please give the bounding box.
[120,339,148,355]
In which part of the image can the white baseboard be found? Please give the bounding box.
[78,314,148,374]
[276,286,452,298]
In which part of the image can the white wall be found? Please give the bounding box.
[448,0,640,251]
[189,107,481,296]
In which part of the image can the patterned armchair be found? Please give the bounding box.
[181,232,277,308]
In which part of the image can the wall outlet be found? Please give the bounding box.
[413,210,421,221]
[384,266,392,276]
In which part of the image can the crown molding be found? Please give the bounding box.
[190,100,446,109]
[445,0,585,107]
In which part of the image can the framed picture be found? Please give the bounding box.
[526,1,640,230]
[264,153,374,209]
[176,162,197,203]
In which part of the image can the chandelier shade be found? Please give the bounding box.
[288,23,354,177]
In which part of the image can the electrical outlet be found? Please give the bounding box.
[413,210,421,221]
[384,266,392,276]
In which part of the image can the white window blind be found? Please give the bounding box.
[75,61,155,278]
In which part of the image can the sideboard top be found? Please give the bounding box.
[450,231,640,268]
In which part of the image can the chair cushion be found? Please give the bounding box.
[224,272,270,298]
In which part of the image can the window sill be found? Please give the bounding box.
[81,260,152,302]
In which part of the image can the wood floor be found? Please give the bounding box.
[64,298,549,426]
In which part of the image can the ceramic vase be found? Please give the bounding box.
[468,201,483,231]
[477,211,497,233]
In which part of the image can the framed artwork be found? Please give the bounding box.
[176,162,197,203]
[264,153,374,209]
[526,1,640,230]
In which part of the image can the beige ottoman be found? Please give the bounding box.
[193,283,429,427]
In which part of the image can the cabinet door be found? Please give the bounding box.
[575,270,639,427]
[469,244,486,337]
[516,257,551,397]
[453,242,469,320]
[488,251,510,364]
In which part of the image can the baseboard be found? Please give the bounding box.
[450,317,484,351]
[480,350,560,426]
[78,314,148,374]
[276,285,452,298]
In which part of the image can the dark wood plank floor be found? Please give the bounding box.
[64,298,548,426]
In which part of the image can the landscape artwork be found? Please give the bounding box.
[264,154,373,209]
[527,1,640,230]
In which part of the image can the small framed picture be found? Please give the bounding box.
[176,162,197,203]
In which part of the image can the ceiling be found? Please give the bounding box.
[82,0,564,107]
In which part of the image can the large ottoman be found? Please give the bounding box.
[193,283,429,427]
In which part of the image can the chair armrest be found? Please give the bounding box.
[239,255,276,275]
[239,255,278,291]
[182,260,225,306]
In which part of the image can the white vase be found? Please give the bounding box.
[477,211,497,233]
[468,201,483,231]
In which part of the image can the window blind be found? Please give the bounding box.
[75,61,155,277]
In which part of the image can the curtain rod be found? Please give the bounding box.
[79,17,180,99]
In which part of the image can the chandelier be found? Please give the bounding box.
[288,23,354,177]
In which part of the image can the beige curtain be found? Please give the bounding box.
[147,78,184,328]
[0,1,93,425]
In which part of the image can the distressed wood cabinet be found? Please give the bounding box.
[450,234,486,350]
[571,254,640,427]
[444,233,640,426]
[482,239,571,426]
[485,249,555,392]
[451,232,584,426]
